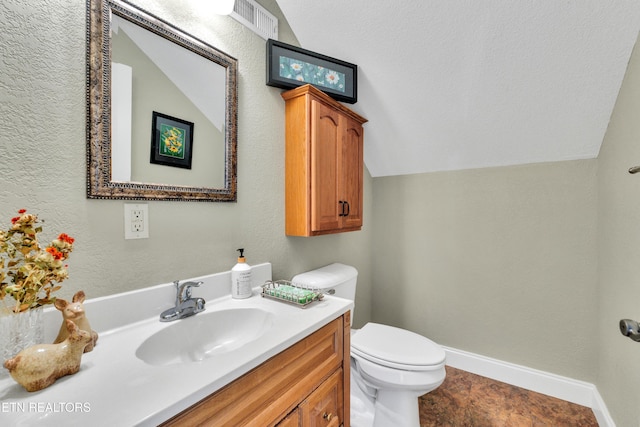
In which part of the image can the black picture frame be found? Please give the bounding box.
[266,39,358,104]
[150,111,194,169]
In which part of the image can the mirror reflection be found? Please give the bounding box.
[87,0,237,201]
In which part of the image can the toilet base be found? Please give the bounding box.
[373,389,420,427]
[350,357,446,427]
[351,367,444,427]
[350,386,424,427]
[350,367,375,427]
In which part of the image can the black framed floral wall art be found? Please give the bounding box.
[150,111,194,169]
[266,39,357,104]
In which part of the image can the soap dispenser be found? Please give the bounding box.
[231,248,252,299]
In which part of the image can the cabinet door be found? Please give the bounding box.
[277,409,301,427]
[300,369,343,427]
[310,99,341,233]
[340,117,363,230]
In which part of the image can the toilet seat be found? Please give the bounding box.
[351,323,445,371]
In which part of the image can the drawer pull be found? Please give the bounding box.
[323,412,339,426]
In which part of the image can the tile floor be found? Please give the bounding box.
[418,366,599,426]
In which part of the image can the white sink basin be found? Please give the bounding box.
[136,307,274,366]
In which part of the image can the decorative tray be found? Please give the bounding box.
[261,280,324,308]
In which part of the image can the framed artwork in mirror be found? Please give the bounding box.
[266,39,358,104]
[150,112,194,169]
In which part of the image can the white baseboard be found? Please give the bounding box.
[442,346,615,427]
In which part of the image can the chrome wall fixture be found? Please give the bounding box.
[620,319,640,342]
[628,166,640,174]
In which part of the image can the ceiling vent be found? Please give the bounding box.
[231,0,278,40]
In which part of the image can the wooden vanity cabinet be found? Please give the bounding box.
[282,85,367,236]
[161,312,351,427]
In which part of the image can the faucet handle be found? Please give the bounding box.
[180,280,203,300]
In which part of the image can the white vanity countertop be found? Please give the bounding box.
[0,263,352,426]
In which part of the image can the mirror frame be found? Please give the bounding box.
[86,0,238,202]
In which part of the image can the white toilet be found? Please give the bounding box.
[292,263,446,427]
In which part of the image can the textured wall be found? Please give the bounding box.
[0,0,374,328]
[371,160,599,382]
[597,32,640,427]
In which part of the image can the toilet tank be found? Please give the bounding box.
[292,263,358,302]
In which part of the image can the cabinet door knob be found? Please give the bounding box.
[323,412,333,421]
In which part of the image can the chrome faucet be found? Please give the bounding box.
[160,280,206,322]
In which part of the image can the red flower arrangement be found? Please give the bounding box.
[0,209,75,313]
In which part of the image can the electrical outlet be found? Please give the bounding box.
[131,209,144,232]
[124,204,149,239]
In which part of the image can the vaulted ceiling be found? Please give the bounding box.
[276,1,640,177]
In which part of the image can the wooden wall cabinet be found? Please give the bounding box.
[282,85,367,236]
[161,312,351,427]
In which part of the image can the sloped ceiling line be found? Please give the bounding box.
[276,0,640,177]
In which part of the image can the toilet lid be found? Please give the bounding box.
[351,323,445,370]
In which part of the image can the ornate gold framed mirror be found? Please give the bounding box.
[87,0,237,201]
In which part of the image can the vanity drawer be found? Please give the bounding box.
[161,316,344,426]
[299,368,343,427]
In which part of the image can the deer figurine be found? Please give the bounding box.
[54,290,98,352]
[4,320,93,392]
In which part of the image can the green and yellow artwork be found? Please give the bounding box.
[159,124,186,159]
[151,111,193,169]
